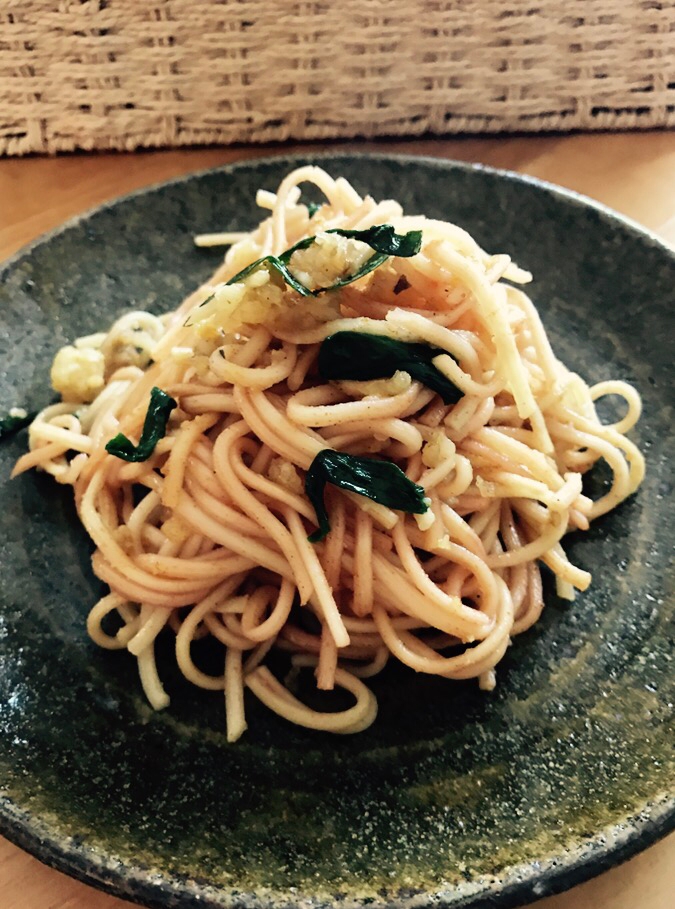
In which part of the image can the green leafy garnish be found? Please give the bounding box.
[105,387,177,462]
[224,237,316,298]
[306,202,322,218]
[317,332,463,405]
[224,225,422,297]
[305,449,428,542]
[329,225,422,258]
[0,410,36,440]
[317,226,422,292]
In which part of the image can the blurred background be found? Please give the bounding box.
[1,0,673,156]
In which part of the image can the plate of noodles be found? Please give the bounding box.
[0,154,673,909]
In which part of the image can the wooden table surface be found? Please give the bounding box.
[1,132,673,909]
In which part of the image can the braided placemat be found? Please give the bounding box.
[1,0,673,156]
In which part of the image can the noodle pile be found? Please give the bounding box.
[12,166,645,740]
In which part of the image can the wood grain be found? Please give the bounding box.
[1,133,673,909]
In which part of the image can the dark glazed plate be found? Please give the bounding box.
[0,154,673,909]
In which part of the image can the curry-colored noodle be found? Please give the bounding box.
[12,167,645,740]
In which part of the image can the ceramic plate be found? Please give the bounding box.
[1,154,673,909]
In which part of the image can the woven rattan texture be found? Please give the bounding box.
[1,0,674,156]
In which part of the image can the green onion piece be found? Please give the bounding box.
[306,202,322,218]
[305,449,428,542]
[105,387,177,462]
[318,331,463,405]
[224,225,422,297]
[0,410,36,441]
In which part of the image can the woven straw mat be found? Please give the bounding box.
[1,0,674,156]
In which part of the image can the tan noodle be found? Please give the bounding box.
[12,166,645,741]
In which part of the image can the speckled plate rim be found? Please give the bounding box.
[1,151,674,909]
[2,792,674,909]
